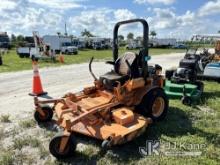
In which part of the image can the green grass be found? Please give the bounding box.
[0,48,185,73]
[13,136,41,150]
[0,150,14,165]
[19,119,36,129]
[0,114,10,123]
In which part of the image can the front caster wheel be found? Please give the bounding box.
[181,96,192,106]
[49,133,77,159]
[34,105,53,123]
[101,139,112,151]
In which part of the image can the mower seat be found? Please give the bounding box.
[100,52,139,90]
[99,71,129,90]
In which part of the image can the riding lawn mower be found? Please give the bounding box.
[198,40,220,82]
[164,48,206,105]
[32,19,169,159]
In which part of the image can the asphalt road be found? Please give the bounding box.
[0,53,184,119]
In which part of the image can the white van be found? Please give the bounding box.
[43,35,78,54]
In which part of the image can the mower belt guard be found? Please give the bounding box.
[112,108,134,125]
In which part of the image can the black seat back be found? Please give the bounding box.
[114,52,140,78]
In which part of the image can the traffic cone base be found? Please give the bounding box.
[29,91,47,96]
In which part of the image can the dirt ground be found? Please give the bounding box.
[0,53,184,118]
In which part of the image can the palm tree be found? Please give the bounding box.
[81,29,94,37]
[127,32,134,40]
[150,31,157,38]
[118,35,124,41]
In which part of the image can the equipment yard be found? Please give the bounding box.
[0,1,220,164]
[0,52,219,164]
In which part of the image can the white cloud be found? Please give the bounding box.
[178,10,195,26]
[149,8,177,29]
[0,1,63,35]
[147,8,207,39]
[68,8,138,37]
[0,0,219,39]
[0,0,17,11]
[134,0,175,5]
[68,8,113,37]
[114,9,136,21]
[198,0,220,16]
[28,0,83,9]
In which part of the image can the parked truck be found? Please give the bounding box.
[149,38,177,48]
[126,39,142,49]
[17,36,35,58]
[90,37,111,50]
[72,38,86,49]
[43,35,78,54]
[0,32,10,49]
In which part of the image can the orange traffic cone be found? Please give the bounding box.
[29,60,47,96]
[59,52,64,63]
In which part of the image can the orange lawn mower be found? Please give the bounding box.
[33,19,169,159]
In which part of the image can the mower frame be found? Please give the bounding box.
[33,19,169,159]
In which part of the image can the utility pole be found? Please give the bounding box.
[65,22,68,36]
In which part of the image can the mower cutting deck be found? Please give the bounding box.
[33,19,169,159]
[164,80,202,105]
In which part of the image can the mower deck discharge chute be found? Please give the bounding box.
[33,19,169,159]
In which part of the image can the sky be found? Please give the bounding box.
[0,0,220,40]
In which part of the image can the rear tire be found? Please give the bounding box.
[49,133,76,159]
[195,81,204,92]
[34,105,53,123]
[0,56,2,65]
[136,87,169,122]
[19,54,24,58]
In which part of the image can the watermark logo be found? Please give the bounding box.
[139,140,160,156]
[139,140,206,157]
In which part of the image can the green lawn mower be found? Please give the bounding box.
[164,48,204,106]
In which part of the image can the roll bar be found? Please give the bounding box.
[113,18,149,78]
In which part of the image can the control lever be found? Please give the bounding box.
[89,57,98,81]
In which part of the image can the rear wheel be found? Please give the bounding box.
[49,133,76,159]
[19,54,24,58]
[195,81,204,92]
[34,105,53,123]
[181,96,192,106]
[0,56,2,65]
[65,50,69,55]
[136,88,169,122]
